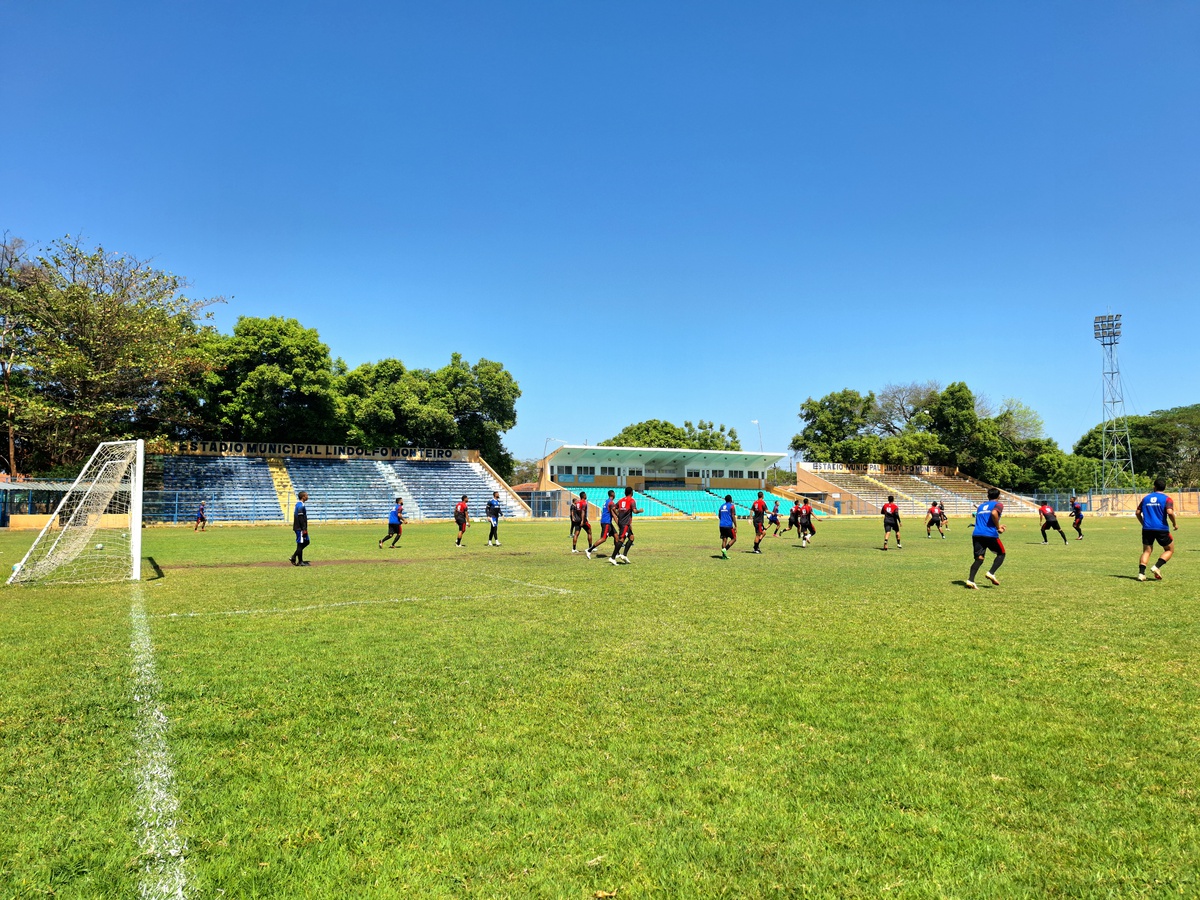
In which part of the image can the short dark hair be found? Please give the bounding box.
[624,487,633,496]
[608,490,615,497]
[725,495,733,502]
[395,497,401,504]
[757,491,764,498]
[987,488,1000,500]
[461,494,468,501]
[1154,477,1167,491]
[579,491,587,499]
[887,495,894,502]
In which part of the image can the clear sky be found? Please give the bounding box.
[4,1,1198,462]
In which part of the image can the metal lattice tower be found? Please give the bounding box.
[1093,314,1137,503]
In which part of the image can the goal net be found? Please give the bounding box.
[8,439,144,585]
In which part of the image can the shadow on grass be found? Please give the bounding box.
[144,557,165,580]
[950,579,984,589]
[1108,574,1149,581]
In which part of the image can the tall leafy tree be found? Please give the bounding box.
[789,389,876,461]
[4,236,219,472]
[202,316,343,443]
[601,419,740,450]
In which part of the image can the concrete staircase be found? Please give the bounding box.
[265,457,295,518]
[374,461,422,519]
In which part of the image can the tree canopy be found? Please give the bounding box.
[790,381,1113,493]
[601,419,741,451]
[1,234,523,478]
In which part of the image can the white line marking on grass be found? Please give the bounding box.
[130,588,188,899]
[482,574,576,595]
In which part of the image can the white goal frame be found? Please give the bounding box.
[8,439,144,585]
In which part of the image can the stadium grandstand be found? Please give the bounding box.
[139,441,529,525]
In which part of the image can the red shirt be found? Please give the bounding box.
[1039,504,1055,517]
[751,499,767,517]
[455,501,468,517]
[800,504,812,519]
[574,498,589,522]
[882,503,899,520]
[616,496,637,522]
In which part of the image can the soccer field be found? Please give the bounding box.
[1,517,1195,898]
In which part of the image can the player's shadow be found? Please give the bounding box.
[144,557,165,580]
[710,554,727,560]
[950,579,981,588]
[1108,574,1148,581]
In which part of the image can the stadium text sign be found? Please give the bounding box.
[174,441,470,461]
[800,462,955,475]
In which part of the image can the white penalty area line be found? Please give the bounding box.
[130,587,188,900]
[481,573,576,596]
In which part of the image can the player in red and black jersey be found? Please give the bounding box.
[1069,496,1084,539]
[925,501,944,539]
[777,499,803,538]
[570,492,593,555]
[611,487,643,565]
[1038,502,1067,544]
[881,495,902,550]
[750,492,768,553]
[798,498,816,548]
[453,494,469,546]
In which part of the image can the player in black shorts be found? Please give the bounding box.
[1038,502,1067,544]
[798,498,816,548]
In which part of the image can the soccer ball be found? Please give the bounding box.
[11,562,20,574]
[95,543,105,550]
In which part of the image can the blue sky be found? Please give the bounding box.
[4,1,1198,462]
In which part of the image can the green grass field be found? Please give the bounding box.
[1,516,1196,899]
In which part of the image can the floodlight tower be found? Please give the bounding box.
[1092,314,1137,508]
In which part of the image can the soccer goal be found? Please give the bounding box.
[8,439,144,585]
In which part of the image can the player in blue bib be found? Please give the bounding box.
[718,496,737,559]
[966,488,1005,589]
[485,491,503,546]
[1136,478,1178,581]
[290,492,310,566]
[379,498,405,549]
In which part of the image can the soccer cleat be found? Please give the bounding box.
[494,541,500,546]
[1137,573,1147,582]
[965,580,977,589]
[1151,566,1162,580]
[610,556,620,565]
[985,571,999,585]
[300,561,311,566]
[753,548,762,554]
[618,554,629,563]
[290,558,299,566]
[572,548,578,554]
[897,544,903,550]
[378,540,384,549]
[721,549,728,558]
[585,548,591,559]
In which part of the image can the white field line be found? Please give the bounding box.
[130,588,188,900]
[481,574,576,595]
[154,587,568,621]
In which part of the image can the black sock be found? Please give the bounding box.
[1155,557,1168,570]
[1139,564,1146,574]
[990,553,1006,573]
[969,559,984,581]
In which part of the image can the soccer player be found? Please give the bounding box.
[937,502,949,532]
[379,497,406,549]
[453,494,469,547]
[750,492,769,553]
[778,499,803,538]
[570,491,593,554]
[289,491,310,566]
[1037,500,1067,545]
[925,500,943,538]
[966,487,1005,589]
[768,500,782,535]
[1136,478,1178,581]
[798,497,816,548]
[589,490,619,558]
[718,494,738,559]
[194,500,207,532]
[1069,496,1085,539]
[881,495,902,550]
[485,491,503,546]
[612,487,643,565]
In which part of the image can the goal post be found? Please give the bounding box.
[8,439,145,585]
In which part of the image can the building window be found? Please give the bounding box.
[711,469,724,478]
[554,465,572,475]
[628,468,643,477]
[601,466,616,476]
[578,466,595,475]
[729,470,744,479]
[686,469,701,478]
[747,470,760,479]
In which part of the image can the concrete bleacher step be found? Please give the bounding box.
[374,461,422,519]
[266,457,295,518]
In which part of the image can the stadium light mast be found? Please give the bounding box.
[1092,314,1137,510]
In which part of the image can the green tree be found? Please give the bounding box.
[204,316,343,443]
[5,236,220,472]
[789,389,876,461]
[601,419,740,450]
[1074,405,1200,487]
